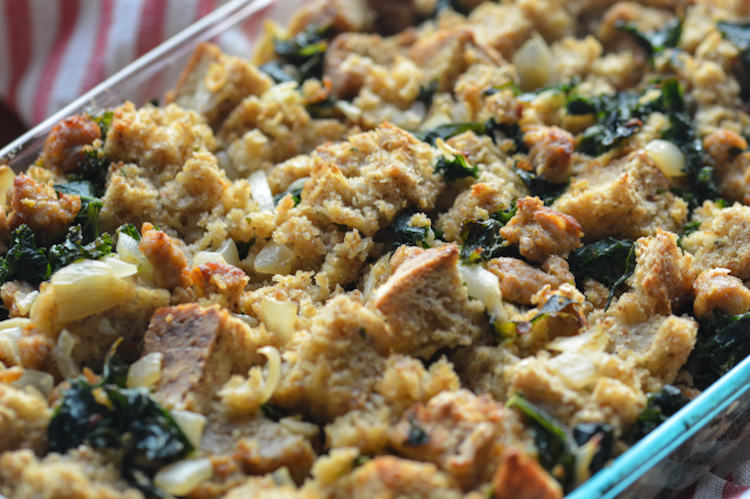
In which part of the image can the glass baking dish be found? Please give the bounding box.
[2,1,748,497]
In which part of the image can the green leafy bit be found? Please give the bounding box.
[117,223,141,242]
[69,148,110,196]
[435,153,478,183]
[48,353,193,496]
[515,168,567,205]
[273,186,304,207]
[615,18,682,60]
[391,211,432,248]
[352,455,372,468]
[259,61,298,84]
[0,225,50,285]
[88,109,114,137]
[716,21,750,99]
[405,415,430,447]
[273,24,329,82]
[628,385,689,443]
[496,295,578,342]
[681,221,701,238]
[567,79,683,156]
[572,423,615,474]
[417,122,488,146]
[459,203,518,264]
[685,313,750,390]
[568,238,637,309]
[55,180,104,241]
[506,394,577,491]
[48,226,113,275]
[261,402,286,422]
[416,80,439,107]
[486,119,527,153]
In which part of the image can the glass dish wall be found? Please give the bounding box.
[2,1,748,497]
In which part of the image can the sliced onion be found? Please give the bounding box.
[249,170,274,213]
[259,297,297,344]
[513,32,553,92]
[153,458,213,496]
[11,369,54,397]
[51,259,136,323]
[645,139,686,178]
[548,328,608,353]
[233,313,259,327]
[0,325,23,365]
[170,409,207,449]
[215,239,241,268]
[192,251,227,267]
[15,290,39,317]
[280,415,320,438]
[116,232,143,265]
[97,317,118,336]
[254,242,294,275]
[52,330,79,379]
[458,263,507,323]
[0,166,15,207]
[363,254,391,303]
[0,318,31,330]
[547,352,598,390]
[258,346,281,404]
[127,352,163,388]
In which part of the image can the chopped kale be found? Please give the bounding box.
[681,221,701,238]
[459,203,519,264]
[55,180,104,241]
[306,95,337,119]
[391,211,432,248]
[69,148,109,196]
[484,80,524,98]
[530,295,577,324]
[259,61,298,84]
[515,168,568,205]
[273,186,304,207]
[573,422,615,474]
[405,415,430,447]
[352,455,371,468]
[716,21,750,99]
[435,153,478,183]
[117,223,141,242]
[628,385,689,443]
[47,226,113,275]
[88,109,114,138]
[568,238,637,309]
[486,118,527,153]
[416,80,439,107]
[273,24,329,82]
[0,225,50,285]
[497,295,579,342]
[615,18,682,61]
[48,353,193,497]
[685,313,750,390]
[417,122,488,146]
[506,394,577,491]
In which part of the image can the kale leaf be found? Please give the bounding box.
[88,109,114,138]
[417,122,488,146]
[615,18,682,60]
[416,80,439,107]
[48,353,193,497]
[573,422,615,474]
[48,226,113,275]
[568,238,637,309]
[435,154,478,183]
[258,61,298,84]
[55,180,103,241]
[0,225,50,285]
[391,211,432,248]
[260,402,286,421]
[459,203,518,264]
[273,186,304,207]
[716,21,750,99]
[685,313,750,390]
[628,385,689,443]
[515,168,567,205]
[117,223,142,242]
[69,149,110,196]
[272,24,329,82]
[506,394,577,491]
[405,415,430,447]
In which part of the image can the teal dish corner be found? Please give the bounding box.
[570,352,750,498]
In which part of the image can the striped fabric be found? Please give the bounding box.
[0,0,749,497]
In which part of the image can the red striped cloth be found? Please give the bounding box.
[1,0,749,497]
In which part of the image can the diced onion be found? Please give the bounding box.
[547,352,598,389]
[192,251,227,267]
[0,318,31,330]
[259,297,297,344]
[15,290,39,317]
[645,139,686,178]
[215,239,241,268]
[458,264,507,323]
[363,254,391,303]
[233,313,259,327]
[116,232,143,265]
[249,170,274,213]
[513,32,553,92]
[52,330,80,379]
[271,467,296,487]
[11,369,54,397]
[258,346,281,404]
[97,317,118,336]
[126,352,163,388]
[280,415,320,438]
[0,326,23,365]
[548,329,608,353]
[170,409,207,449]
[153,458,213,496]
[336,101,363,121]
[51,259,136,323]
[0,166,15,207]
[254,242,294,275]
